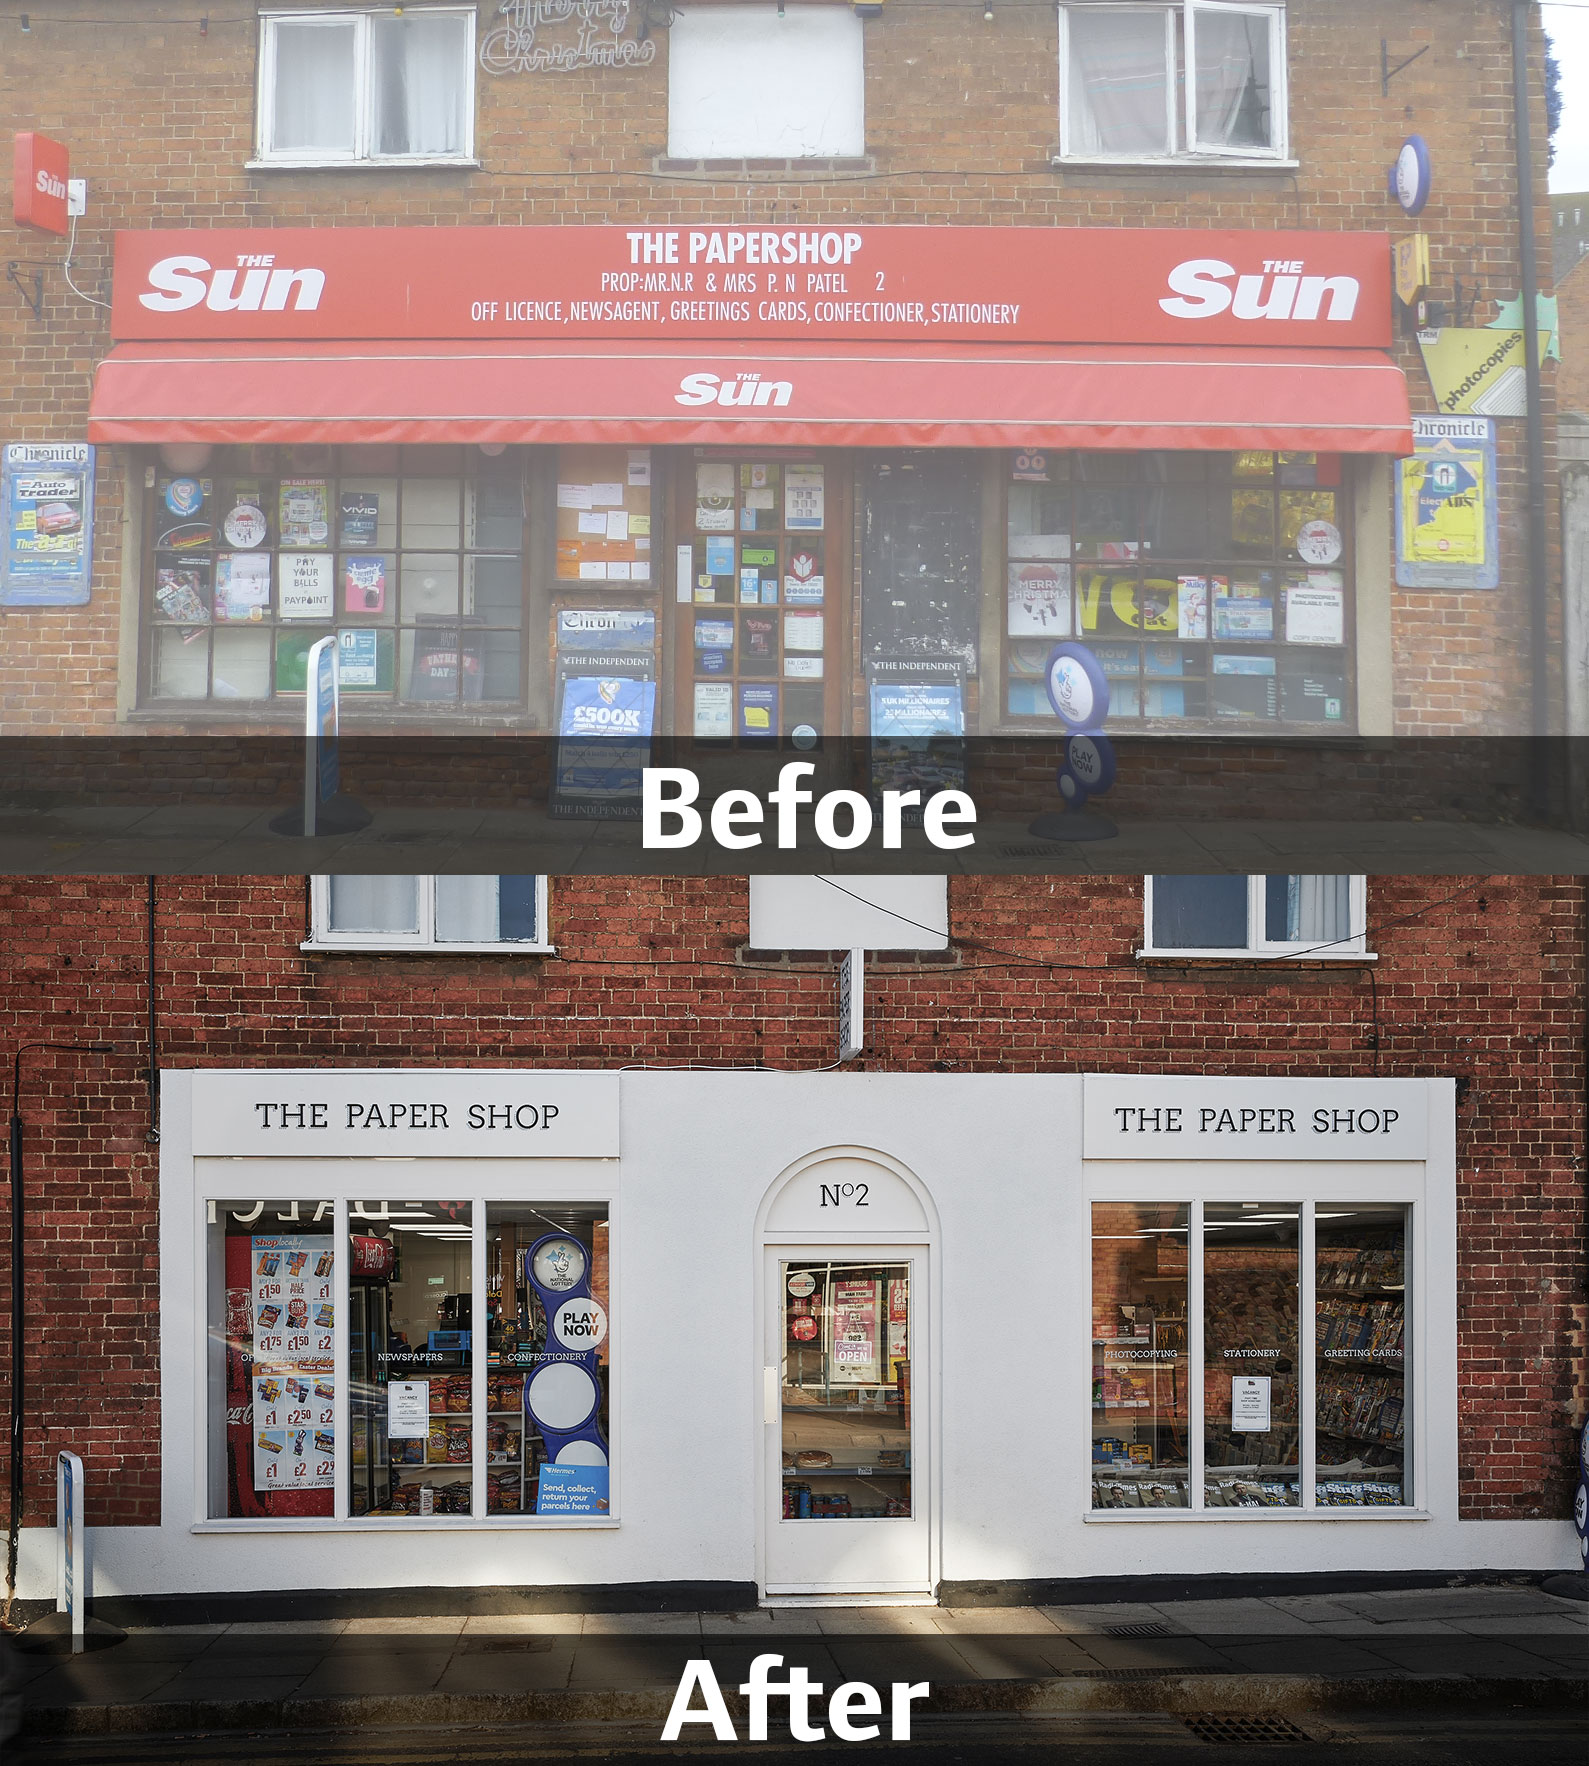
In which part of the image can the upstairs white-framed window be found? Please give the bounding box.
[256,7,476,167]
[306,875,551,952]
[1058,2,1288,164]
[667,4,866,160]
[1142,875,1369,959]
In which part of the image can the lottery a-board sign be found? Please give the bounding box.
[251,1233,335,1491]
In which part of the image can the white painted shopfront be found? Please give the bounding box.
[15,1069,1578,1607]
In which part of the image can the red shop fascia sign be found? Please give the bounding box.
[107,225,1393,349]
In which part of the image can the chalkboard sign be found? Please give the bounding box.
[861,453,981,669]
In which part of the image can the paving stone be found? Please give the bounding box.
[579,1613,703,1635]
[1445,1615,1588,1636]
[1153,1599,1320,1634]
[935,1608,1062,1634]
[343,1615,468,1636]
[1037,1604,1181,1633]
[460,1614,577,1635]
[813,1610,945,1634]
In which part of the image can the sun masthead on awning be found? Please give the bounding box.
[89,338,1413,455]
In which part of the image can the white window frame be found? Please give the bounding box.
[189,1178,619,1532]
[304,875,553,953]
[254,6,478,169]
[1084,1192,1430,1519]
[1057,0,1291,167]
[1140,875,1371,960]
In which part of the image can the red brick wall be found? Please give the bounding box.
[0,0,1565,735]
[0,872,1582,1531]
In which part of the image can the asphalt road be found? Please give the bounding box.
[15,1707,1587,1766]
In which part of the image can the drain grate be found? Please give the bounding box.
[1182,1712,1312,1745]
[468,1636,556,1654]
[1103,1622,1178,1637]
[998,844,1069,859]
[1071,1665,1224,1680]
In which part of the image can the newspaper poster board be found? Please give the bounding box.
[1,443,95,606]
[1395,416,1499,590]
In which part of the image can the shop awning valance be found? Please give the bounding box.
[88,338,1414,454]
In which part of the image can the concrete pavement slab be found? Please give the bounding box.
[433,1651,576,1694]
[143,1673,309,1703]
[579,1613,702,1635]
[1327,1639,1567,1676]
[702,1610,823,1634]
[460,1614,574,1634]
[1446,1615,1588,1635]
[223,1619,348,1636]
[1151,1599,1322,1634]
[939,1637,1099,1680]
[812,1608,946,1633]
[343,1615,467,1636]
[1212,1639,1400,1675]
[1260,1595,1369,1622]
[1069,1635,1231,1670]
[936,1607,1063,1634]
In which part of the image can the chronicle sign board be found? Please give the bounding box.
[192,1070,619,1157]
[1083,1076,1430,1160]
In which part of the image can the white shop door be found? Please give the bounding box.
[763,1245,929,1596]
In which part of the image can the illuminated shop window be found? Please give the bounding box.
[1091,1201,1410,1512]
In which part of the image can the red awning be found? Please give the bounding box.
[88,338,1413,454]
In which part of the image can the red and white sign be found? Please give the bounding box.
[13,131,70,237]
[109,226,1393,348]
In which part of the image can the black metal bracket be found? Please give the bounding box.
[5,259,48,319]
[1381,39,1431,97]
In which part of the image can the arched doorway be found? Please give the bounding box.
[756,1148,938,1599]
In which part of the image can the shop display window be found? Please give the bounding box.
[1091,1205,1190,1508]
[781,1260,913,1520]
[1314,1208,1408,1506]
[1203,1203,1300,1507]
[1090,1200,1412,1512]
[205,1193,611,1525]
[206,1197,336,1520]
[1003,450,1350,729]
[486,1205,610,1517]
[143,445,524,712]
[1144,875,1368,958]
[353,1201,474,1518]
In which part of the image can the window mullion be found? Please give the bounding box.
[420,875,438,943]
[354,12,372,162]
[1247,874,1264,954]
[333,1195,350,1522]
[1182,1,1197,154]
[1167,7,1181,156]
[1299,1198,1316,1509]
[471,1196,488,1521]
[1188,1196,1205,1508]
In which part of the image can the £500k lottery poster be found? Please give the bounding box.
[250,1234,335,1492]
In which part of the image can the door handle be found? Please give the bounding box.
[763,1365,779,1425]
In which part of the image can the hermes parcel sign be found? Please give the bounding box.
[111,227,1392,348]
[192,1070,619,1156]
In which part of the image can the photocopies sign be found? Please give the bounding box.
[1083,1077,1429,1159]
[190,1071,619,1157]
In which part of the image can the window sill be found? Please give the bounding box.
[1053,155,1299,173]
[1085,1508,1427,1522]
[1135,949,1375,964]
[192,1516,617,1533]
[301,940,557,956]
[246,157,481,172]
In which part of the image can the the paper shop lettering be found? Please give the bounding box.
[1111,1105,1399,1135]
[251,1100,560,1130]
[138,254,326,314]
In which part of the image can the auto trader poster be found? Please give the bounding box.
[1,443,95,605]
[1395,417,1499,590]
